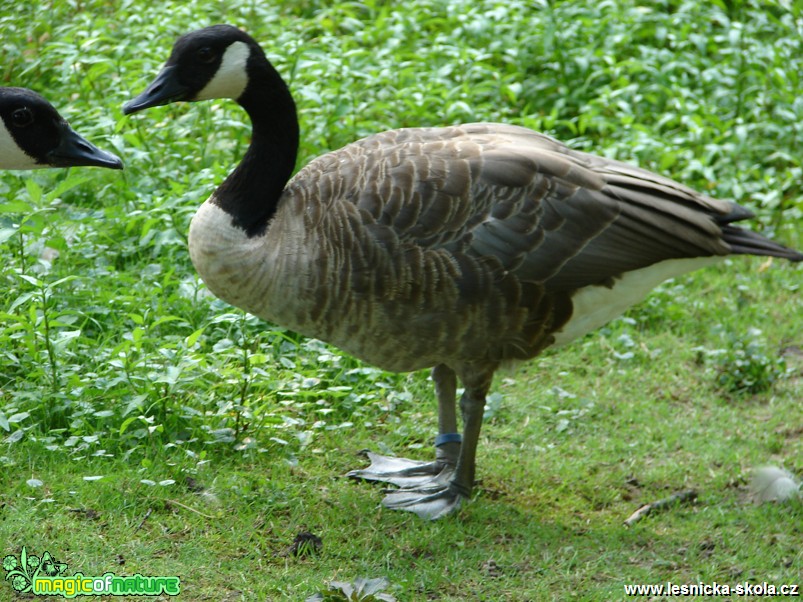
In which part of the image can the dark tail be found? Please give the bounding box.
[722,225,803,261]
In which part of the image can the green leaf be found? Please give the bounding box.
[0,227,19,244]
[307,578,396,602]
[8,412,30,424]
[49,276,78,288]
[8,292,35,313]
[24,179,42,203]
[46,174,92,202]
[0,199,33,213]
[118,416,139,436]
[150,315,182,328]
[185,327,205,347]
[17,274,42,287]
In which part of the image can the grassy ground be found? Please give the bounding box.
[1,0,801,600]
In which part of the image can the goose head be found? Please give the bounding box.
[0,87,123,170]
[123,25,264,113]
[123,25,299,234]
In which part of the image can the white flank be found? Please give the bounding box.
[0,119,41,169]
[552,256,723,347]
[195,41,250,101]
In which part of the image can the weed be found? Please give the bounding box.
[710,329,787,395]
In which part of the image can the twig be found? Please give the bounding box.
[134,508,152,533]
[624,489,697,527]
[165,498,216,519]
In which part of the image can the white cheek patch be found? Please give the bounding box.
[195,40,250,101]
[0,119,41,169]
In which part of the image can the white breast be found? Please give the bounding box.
[187,200,315,328]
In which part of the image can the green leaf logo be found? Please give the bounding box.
[2,547,68,593]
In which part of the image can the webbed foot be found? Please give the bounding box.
[346,362,492,520]
[346,451,451,488]
[348,452,469,519]
[381,479,468,520]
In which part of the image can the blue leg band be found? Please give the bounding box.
[435,432,462,447]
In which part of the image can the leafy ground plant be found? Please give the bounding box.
[307,578,397,602]
[0,0,801,600]
[710,329,787,395]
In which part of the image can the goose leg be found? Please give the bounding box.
[347,364,460,488]
[381,364,493,519]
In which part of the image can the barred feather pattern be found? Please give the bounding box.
[188,122,801,373]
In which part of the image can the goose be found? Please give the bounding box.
[123,25,802,520]
[0,87,122,170]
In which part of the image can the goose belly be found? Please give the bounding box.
[553,256,723,347]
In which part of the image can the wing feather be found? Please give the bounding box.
[271,122,798,367]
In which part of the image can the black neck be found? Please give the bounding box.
[213,59,299,237]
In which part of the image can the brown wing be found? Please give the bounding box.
[308,123,781,285]
[275,123,798,368]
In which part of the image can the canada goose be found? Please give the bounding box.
[0,87,122,170]
[123,25,802,520]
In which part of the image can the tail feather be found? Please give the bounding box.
[723,225,803,261]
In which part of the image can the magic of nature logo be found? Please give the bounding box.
[3,547,180,598]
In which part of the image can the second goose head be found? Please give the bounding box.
[0,87,122,170]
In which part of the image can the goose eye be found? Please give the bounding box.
[196,46,216,64]
[11,107,34,128]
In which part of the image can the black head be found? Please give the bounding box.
[0,87,123,170]
[123,25,264,114]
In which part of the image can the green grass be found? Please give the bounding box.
[1,0,802,600]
